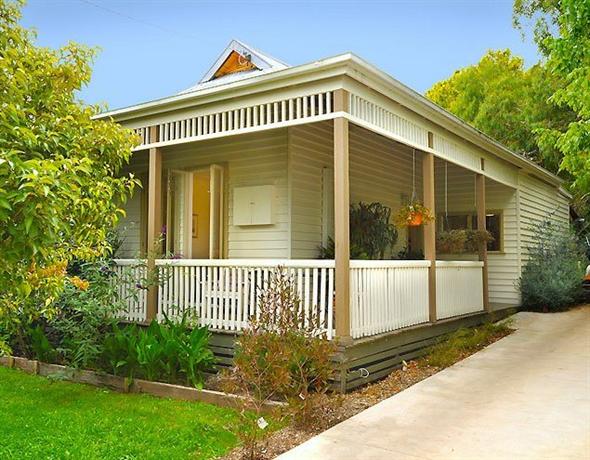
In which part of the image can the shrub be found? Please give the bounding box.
[319,201,398,259]
[518,219,587,311]
[222,267,336,459]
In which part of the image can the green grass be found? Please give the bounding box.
[425,319,513,368]
[0,366,242,460]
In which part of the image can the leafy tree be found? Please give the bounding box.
[514,0,590,197]
[0,0,137,344]
[426,49,574,173]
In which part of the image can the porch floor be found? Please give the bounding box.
[278,306,590,460]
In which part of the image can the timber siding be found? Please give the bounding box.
[518,173,570,260]
[288,121,422,259]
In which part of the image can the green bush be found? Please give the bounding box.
[518,219,587,311]
[319,201,398,259]
[101,314,215,388]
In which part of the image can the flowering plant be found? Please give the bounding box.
[394,202,434,227]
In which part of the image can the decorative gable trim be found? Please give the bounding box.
[199,39,287,84]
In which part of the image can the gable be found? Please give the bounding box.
[180,39,289,94]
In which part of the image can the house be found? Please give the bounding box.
[101,40,569,389]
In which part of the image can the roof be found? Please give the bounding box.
[98,42,565,189]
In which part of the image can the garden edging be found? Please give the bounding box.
[0,356,284,412]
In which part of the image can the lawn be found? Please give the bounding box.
[0,366,242,459]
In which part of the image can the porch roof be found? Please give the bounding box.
[96,43,565,190]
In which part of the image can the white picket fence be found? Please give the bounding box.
[113,259,335,338]
[436,261,484,319]
[112,260,148,322]
[349,260,431,339]
[113,258,483,340]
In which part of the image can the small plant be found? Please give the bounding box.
[319,201,397,259]
[465,229,495,254]
[426,320,513,368]
[222,267,336,459]
[394,201,434,227]
[100,313,214,387]
[519,219,587,312]
[436,229,468,254]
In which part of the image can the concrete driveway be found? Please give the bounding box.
[278,307,590,460]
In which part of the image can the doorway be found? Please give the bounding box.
[166,164,224,259]
[191,169,211,258]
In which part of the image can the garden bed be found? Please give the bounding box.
[222,319,513,460]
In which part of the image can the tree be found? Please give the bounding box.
[426,49,574,173]
[0,0,137,340]
[513,0,590,196]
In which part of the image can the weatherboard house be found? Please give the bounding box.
[103,40,569,389]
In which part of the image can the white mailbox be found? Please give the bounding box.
[233,185,275,226]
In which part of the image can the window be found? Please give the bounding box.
[438,211,503,252]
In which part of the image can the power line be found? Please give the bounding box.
[78,0,201,41]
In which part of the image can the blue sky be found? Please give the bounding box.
[21,0,539,110]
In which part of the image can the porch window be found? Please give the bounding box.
[438,211,502,252]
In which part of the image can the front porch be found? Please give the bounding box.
[114,89,519,345]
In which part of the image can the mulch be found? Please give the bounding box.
[222,327,511,460]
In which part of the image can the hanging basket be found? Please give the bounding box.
[394,202,434,228]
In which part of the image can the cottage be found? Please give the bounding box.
[100,40,569,389]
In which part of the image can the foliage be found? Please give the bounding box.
[436,229,468,254]
[222,268,335,459]
[518,219,587,311]
[101,314,215,388]
[436,229,494,254]
[319,201,398,259]
[426,320,513,368]
[350,202,398,258]
[318,236,368,260]
[0,366,242,460]
[48,261,122,369]
[427,49,574,172]
[2,255,128,369]
[0,0,138,343]
[397,246,424,260]
[393,201,434,227]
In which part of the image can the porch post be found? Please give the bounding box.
[146,126,162,322]
[476,174,491,312]
[424,133,437,322]
[333,89,351,341]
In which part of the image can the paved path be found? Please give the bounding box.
[278,308,590,460]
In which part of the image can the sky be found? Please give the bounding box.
[21,0,540,110]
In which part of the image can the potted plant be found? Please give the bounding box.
[436,229,468,254]
[394,202,434,227]
[465,229,495,254]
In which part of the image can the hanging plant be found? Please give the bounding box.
[394,201,434,227]
[465,229,495,254]
[436,229,468,254]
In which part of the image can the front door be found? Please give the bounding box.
[166,165,224,259]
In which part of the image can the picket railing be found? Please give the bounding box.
[113,259,335,338]
[435,261,484,319]
[113,258,483,341]
[112,260,148,322]
[349,260,431,339]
